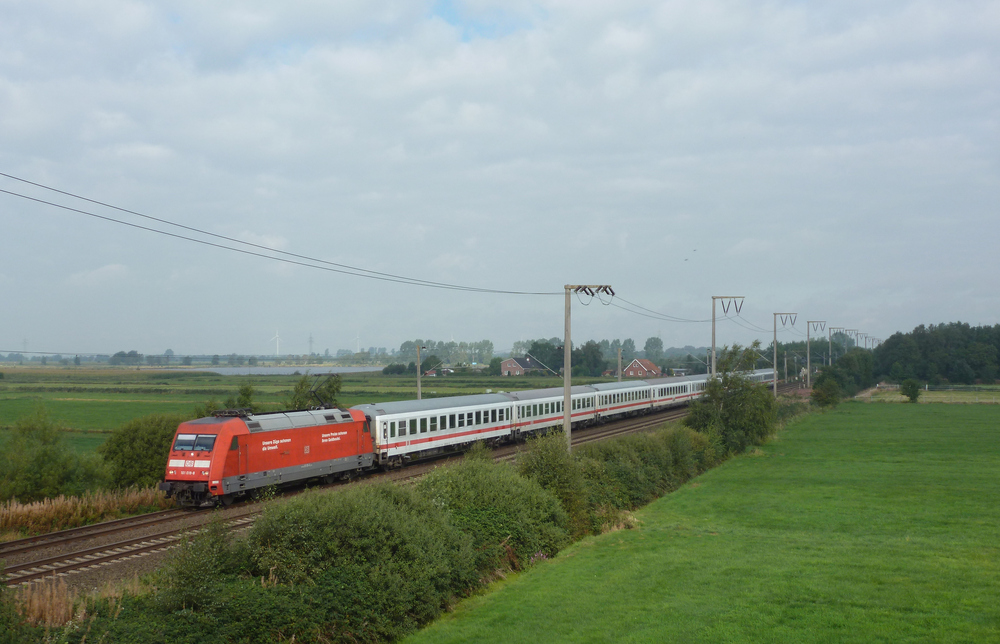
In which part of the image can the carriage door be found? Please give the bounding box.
[362,416,375,455]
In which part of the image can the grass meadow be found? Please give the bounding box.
[406,403,1000,643]
[863,386,1000,404]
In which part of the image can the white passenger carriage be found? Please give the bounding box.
[353,394,514,467]
[351,368,776,468]
[508,385,598,436]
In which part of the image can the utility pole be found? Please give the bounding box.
[564,285,614,451]
[416,344,426,400]
[829,327,843,365]
[617,347,622,382]
[773,312,797,398]
[711,296,744,378]
[807,321,826,388]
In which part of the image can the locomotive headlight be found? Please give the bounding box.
[168,470,176,475]
[201,470,209,476]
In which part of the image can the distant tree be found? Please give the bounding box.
[314,375,342,408]
[282,374,340,409]
[248,356,258,367]
[527,340,563,374]
[182,356,192,366]
[609,339,622,361]
[643,337,664,363]
[621,338,637,361]
[286,375,313,410]
[211,355,220,366]
[487,357,502,376]
[900,379,921,403]
[40,356,47,365]
[74,355,81,366]
[224,381,263,413]
[572,341,606,377]
[100,413,190,488]
[950,360,975,385]
[421,355,442,374]
[382,363,408,375]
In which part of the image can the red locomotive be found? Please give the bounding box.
[159,407,374,507]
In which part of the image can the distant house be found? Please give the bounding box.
[500,356,545,376]
[623,358,661,378]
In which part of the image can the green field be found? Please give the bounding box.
[406,403,1000,643]
[0,366,601,445]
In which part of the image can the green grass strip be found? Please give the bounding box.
[407,403,1000,643]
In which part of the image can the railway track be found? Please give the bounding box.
[4,382,802,587]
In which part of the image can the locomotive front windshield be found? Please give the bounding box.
[172,433,218,452]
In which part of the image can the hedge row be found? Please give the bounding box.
[3,415,785,642]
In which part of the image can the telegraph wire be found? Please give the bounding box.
[613,297,710,323]
[0,177,559,296]
[0,173,820,335]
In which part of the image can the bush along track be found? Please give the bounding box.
[2,382,795,643]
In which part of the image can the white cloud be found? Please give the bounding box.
[67,264,129,288]
[0,0,997,353]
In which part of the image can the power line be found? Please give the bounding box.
[0,175,559,296]
[613,297,710,323]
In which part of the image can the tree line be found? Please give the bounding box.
[872,322,999,384]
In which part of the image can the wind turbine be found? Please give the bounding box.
[270,331,281,358]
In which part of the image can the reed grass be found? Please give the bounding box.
[14,574,149,628]
[0,487,172,538]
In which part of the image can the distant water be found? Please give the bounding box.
[195,366,383,376]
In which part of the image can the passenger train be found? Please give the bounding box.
[160,368,774,507]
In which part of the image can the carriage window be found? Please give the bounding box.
[390,421,396,438]
[476,411,482,425]
[410,419,417,435]
[458,414,465,428]
[440,416,447,430]
[230,436,239,451]
[430,416,437,432]
[420,418,427,433]
[467,412,473,426]
[449,414,456,428]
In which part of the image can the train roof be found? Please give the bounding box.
[505,385,598,402]
[352,393,512,416]
[241,408,357,433]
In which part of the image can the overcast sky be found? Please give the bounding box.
[1,0,997,358]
